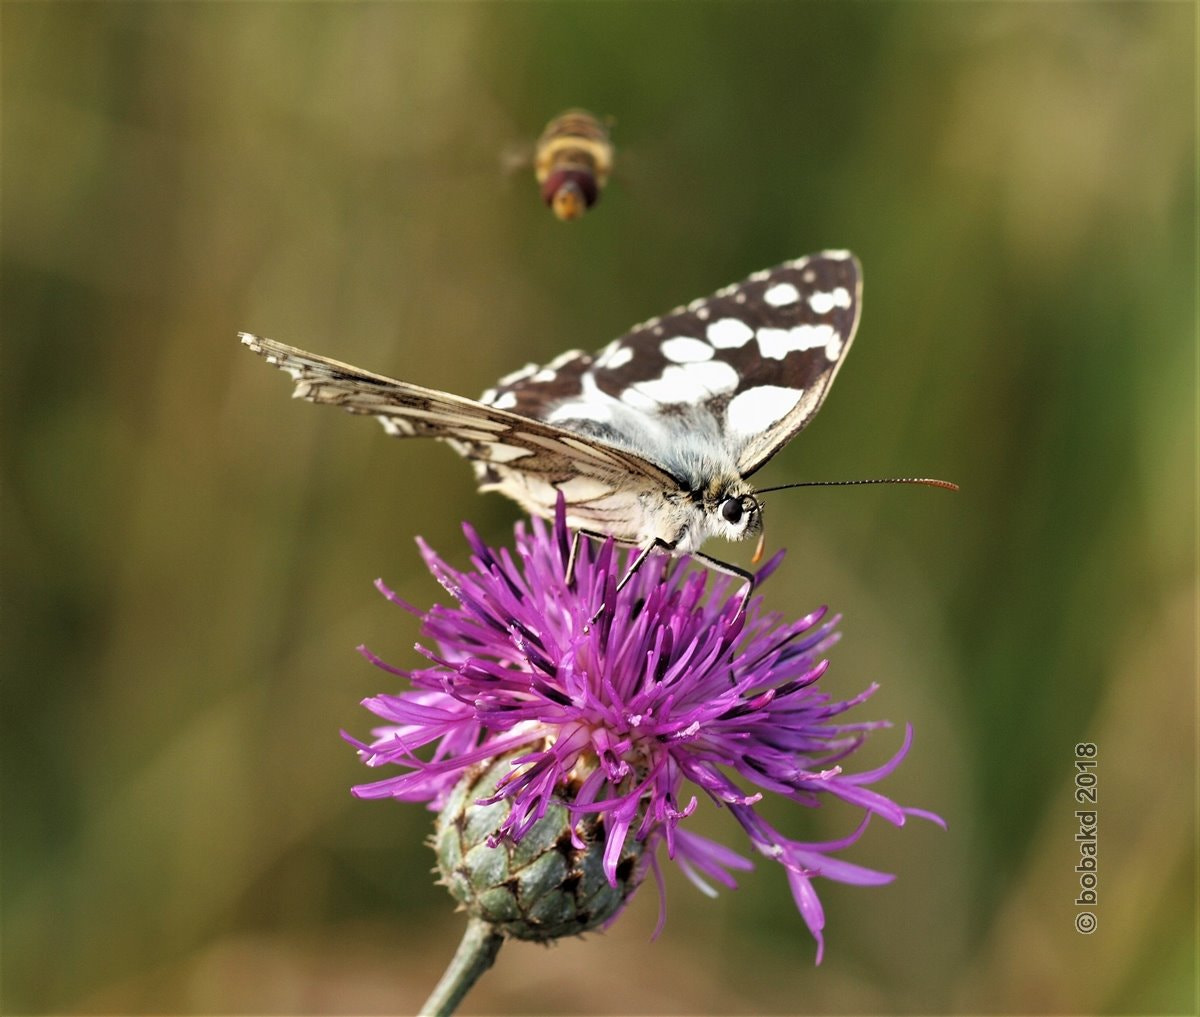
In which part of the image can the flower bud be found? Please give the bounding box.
[434,753,644,941]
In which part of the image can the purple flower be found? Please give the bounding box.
[347,500,942,962]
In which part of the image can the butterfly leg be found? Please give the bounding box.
[565,530,585,590]
[565,528,619,590]
[614,537,675,595]
[687,552,755,622]
[576,536,676,625]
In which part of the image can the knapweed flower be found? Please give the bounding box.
[347,500,941,963]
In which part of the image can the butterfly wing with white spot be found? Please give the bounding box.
[483,251,862,480]
[239,333,679,534]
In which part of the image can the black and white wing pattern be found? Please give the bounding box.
[480,250,861,479]
[241,250,861,552]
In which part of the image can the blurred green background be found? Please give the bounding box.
[2,3,1194,1014]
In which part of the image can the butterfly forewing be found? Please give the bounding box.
[481,251,861,478]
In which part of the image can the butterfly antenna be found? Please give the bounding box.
[750,477,954,566]
[754,477,959,495]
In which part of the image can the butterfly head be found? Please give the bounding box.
[708,481,763,545]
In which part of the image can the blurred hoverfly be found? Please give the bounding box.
[534,109,614,222]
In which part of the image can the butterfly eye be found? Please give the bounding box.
[721,498,744,525]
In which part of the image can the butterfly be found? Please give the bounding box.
[241,251,951,592]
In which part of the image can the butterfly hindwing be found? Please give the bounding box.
[481,251,861,479]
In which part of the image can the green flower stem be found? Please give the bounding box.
[419,917,505,1017]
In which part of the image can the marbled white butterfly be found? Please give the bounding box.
[241,251,953,589]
